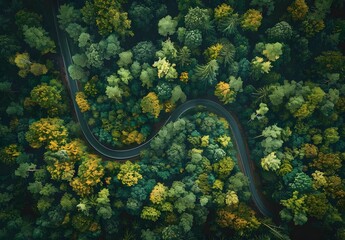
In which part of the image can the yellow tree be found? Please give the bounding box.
[25,118,68,151]
[150,183,168,204]
[70,154,104,196]
[93,0,133,37]
[214,81,236,104]
[121,130,145,145]
[241,9,262,31]
[0,144,21,165]
[75,91,90,112]
[117,161,142,186]
[214,3,233,20]
[30,83,62,110]
[141,92,162,118]
[14,52,31,78]
[13,52,48,77]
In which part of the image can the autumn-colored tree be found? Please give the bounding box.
[214,3,233,20]
[287,0,308,21]
[324,175,345,199]
[90,0,133,36]
[241,9,262,31]
[310,153,342,174]
[150,183,168,204]
[30,83,62,110]
[45,151,75,182]
[0,144,21,165]
[121,130,145,145]
[117,161,142,186]
[60,139,87,162]
[214,81,235,104]
[204,43,223,61]
[13,52,48,78]
[25,118,68,151]
[141,92,162,118]
[303,143,318,158]
[216,204,260,235]
[179,71,189,83]
[75,91,90,112]
[70,154,104,196]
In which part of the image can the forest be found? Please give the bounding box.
[0,0,344,239]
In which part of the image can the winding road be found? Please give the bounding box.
[52,0,272,218]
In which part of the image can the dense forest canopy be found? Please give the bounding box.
[0,0,344,239]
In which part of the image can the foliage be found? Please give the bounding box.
[22,26,56,54]
[241,9,262,31]
[117,161,142,187]
[76,91,90,112]
[25,118,68,150]
[141,92,162,118]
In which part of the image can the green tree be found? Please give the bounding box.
[158,15,178,37]
[57,4,81,29]
[22,26,56,54]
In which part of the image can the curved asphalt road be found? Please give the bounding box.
[52,0,272,218]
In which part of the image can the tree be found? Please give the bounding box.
[158,15,177,36]
[75,91,90,112]
[68,64,89,82]
[266,21,293,42]
[194,60,219,87]
[261,152,281,171]
[214,81,235,104]
[57,4,81,29]
[70,154,104,196]
[262,42,283,61]
[184,30,202,49]
[25,118,68,151]
[170,85,186,104]
[289,172,312,192]
[324,127,340,144]
[117,161,142,186]
[6,102,23,116]
[0,35,20,60]
[132,41,156,63]
[184,7,210,31]
[0,144,21,165]
[22,26,56,54]
[150,183,168,204]
[92,0,133,37]
[287,0,308,21]
[310,153,342,174]
[225,191,239,207]
[251,103,269,121]
[152,57,177,80]
[30,83,62,110]
[65,23,87,43]
[280,191,308,225]
[141,92,162,118]
[141,206,161,222]
[213,156,235,179]
[117,51,133,68]
[306,193,329,219]
[241,9,262,31]
[259,124,284,154]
